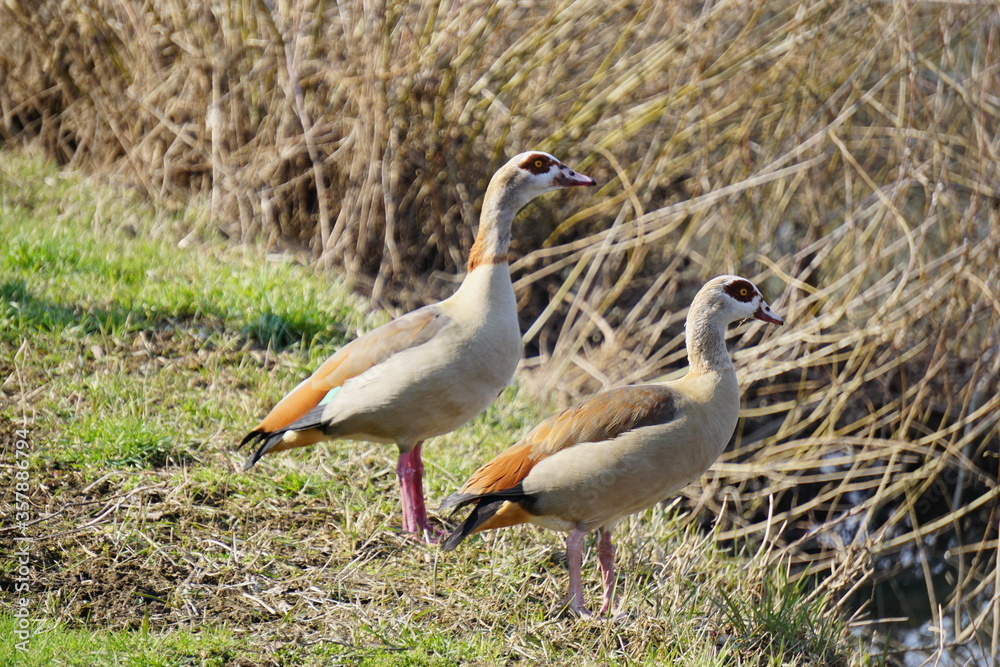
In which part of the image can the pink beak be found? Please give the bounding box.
[555,167,597,187]
[754,304,784,325]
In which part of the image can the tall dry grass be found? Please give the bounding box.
[2,0,999,656]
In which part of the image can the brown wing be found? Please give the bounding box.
[253,307,448,434]
[458,384,679,496]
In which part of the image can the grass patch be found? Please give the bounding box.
[0,153,365,351]
[0,615,243,667]
[0,150,372,473]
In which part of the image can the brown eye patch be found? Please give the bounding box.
[724,279,757,303]
[519,153,556,175]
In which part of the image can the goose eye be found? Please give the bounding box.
[739,288,749,297]
[534,159,544,169]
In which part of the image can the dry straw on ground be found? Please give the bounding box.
[2,0,999,658]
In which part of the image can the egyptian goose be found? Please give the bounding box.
[240,152,596,539]
[440,275,783,616]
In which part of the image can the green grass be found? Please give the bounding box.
[0,150,865,665]
[0,615,243,667]
[0,150,374,472]
[0,173,361,351]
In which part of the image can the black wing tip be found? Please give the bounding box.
[440,502,485,552]
[441,484,528,552]
[441,529,467,552]
[239,431,276,470]
[238,429,265,450]
[438,492,477,516]
[438,492,480,552]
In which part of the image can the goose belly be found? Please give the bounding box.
[524,417,733,530]
[325,321,521,444]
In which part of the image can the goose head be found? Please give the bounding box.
[491,151,597,211]
[694,275,784,327]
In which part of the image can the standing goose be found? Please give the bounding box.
[440,275,783,616]
[240,152,596,539]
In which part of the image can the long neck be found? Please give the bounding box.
[467,174,523,272]
[685,304,734,376]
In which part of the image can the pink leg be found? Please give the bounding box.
[597,528,619,616]
[565,528,592,618]
[396,442,431,538]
